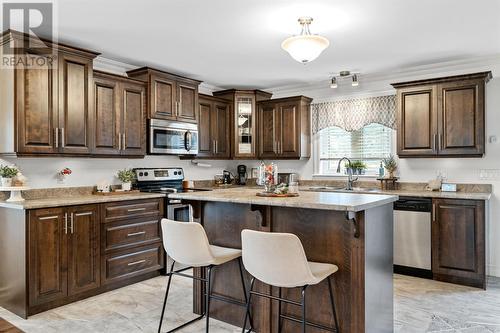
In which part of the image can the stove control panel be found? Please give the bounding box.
[134,168,184,182]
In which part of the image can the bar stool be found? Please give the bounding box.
[158,219,253,333]
[241,229,340,333]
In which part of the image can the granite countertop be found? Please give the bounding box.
[0,192,166,210]
[169,187,398,212]
[300,186,492,200]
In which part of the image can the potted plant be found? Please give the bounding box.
[348,160,367,175]
[0,165,19,187]
[382,155,398,178]
[117,169,135,191]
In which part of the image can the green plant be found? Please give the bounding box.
[0,165,18,178]
[348,160,367,171]
[382,155,398,173]
[117,169,135,183]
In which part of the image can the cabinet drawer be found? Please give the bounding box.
[102,244,163,284]
[104,219,161,252]
[103,199,162,222]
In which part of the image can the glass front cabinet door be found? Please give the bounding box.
[212,89,272,159]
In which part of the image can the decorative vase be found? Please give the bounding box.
[1,177,13,187]
[122,182,132,191]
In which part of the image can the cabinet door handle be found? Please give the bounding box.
[127,259,146,266]
[433,134,437,150]
[127,231,146,237]
[432,203,436,222]
[70,213,74,234]
[122,133,126,150]
[278,141,281,155]
[215,140,218,154]
[75,212,93,217]
[439,134,443,150]
[39,215,59,220]
[55,128,59,148]
[128,207,146,212]
[118,133,121,151]
[61,128,65,148]
[64,213,68,234]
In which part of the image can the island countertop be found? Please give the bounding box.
[169,187,398,212]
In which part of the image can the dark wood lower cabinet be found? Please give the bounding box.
[432,198,485,288]
[3,198,165,318]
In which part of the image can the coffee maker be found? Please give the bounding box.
[237,165,247,185]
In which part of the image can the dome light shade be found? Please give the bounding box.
[281,17,329,64]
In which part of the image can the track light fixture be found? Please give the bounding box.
[328,71,360,89]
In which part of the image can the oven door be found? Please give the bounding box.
[167,200,193,222]
[149,121,198,155]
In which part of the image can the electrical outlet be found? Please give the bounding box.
[479,169,500,180]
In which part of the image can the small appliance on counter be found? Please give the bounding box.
[277,172,299,185]
[237,165,247,185]
[222,170,233,185]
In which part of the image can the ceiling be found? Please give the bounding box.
[42,0,500,88]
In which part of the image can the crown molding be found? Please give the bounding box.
[270,54,500,102]
[93,56,223,93]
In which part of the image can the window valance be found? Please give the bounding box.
[312,94,396,134]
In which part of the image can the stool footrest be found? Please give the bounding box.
[279,314,338,332]
[249,290,302,306]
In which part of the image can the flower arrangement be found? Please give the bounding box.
[382,155,398,178]
[59,167,72,177]
[263,163,278,192]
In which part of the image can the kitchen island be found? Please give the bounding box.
[169,188,398,333]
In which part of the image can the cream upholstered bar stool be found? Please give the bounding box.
[241,229,340,333]
[159,219,253,333]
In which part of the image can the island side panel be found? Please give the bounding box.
[364,203,394,333]
[272,206,358,333]
[0,207,28,318]
[193,201,367,333]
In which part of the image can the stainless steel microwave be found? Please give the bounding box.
[149,119,198,155]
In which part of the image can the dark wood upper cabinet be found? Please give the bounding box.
[93,71,146,157]
[127,67,200,123]
[432,198,485,289]
[257,96,312,160]
[392,72,491,158]
[0,30,100,156]
[213,89,273,159]
[196,94,231,159]
[67,205,100,296]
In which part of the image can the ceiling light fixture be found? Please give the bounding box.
[330,77,338,89]
[329,71,361,89]
[281,17,329,64]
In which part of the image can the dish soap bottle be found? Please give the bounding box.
[379,162,385,178]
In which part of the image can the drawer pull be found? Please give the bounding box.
[127,208,146,212]
[39,215,59,220]
[75,212,93,217]
[127,231,146,237]
[127,259,146,266]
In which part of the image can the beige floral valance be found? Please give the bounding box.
[312,94,396,133]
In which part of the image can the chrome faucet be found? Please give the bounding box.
[336,157,358,190]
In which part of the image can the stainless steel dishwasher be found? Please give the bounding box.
[393,197,433,278]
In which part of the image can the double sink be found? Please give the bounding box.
[307,186,381,193]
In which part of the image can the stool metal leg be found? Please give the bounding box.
[328,276,340,332]
[205,266,214,333]
[238,258,254,331]
[241,277,255,333]
[301,286,308,333]
[278,287,283,333]
[158,260,176,333]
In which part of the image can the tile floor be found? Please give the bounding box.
[1,274,500,333]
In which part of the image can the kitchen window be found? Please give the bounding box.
[316,123,394,176]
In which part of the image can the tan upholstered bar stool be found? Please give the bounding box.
[241,229,340,333]
[158,219,252,333]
